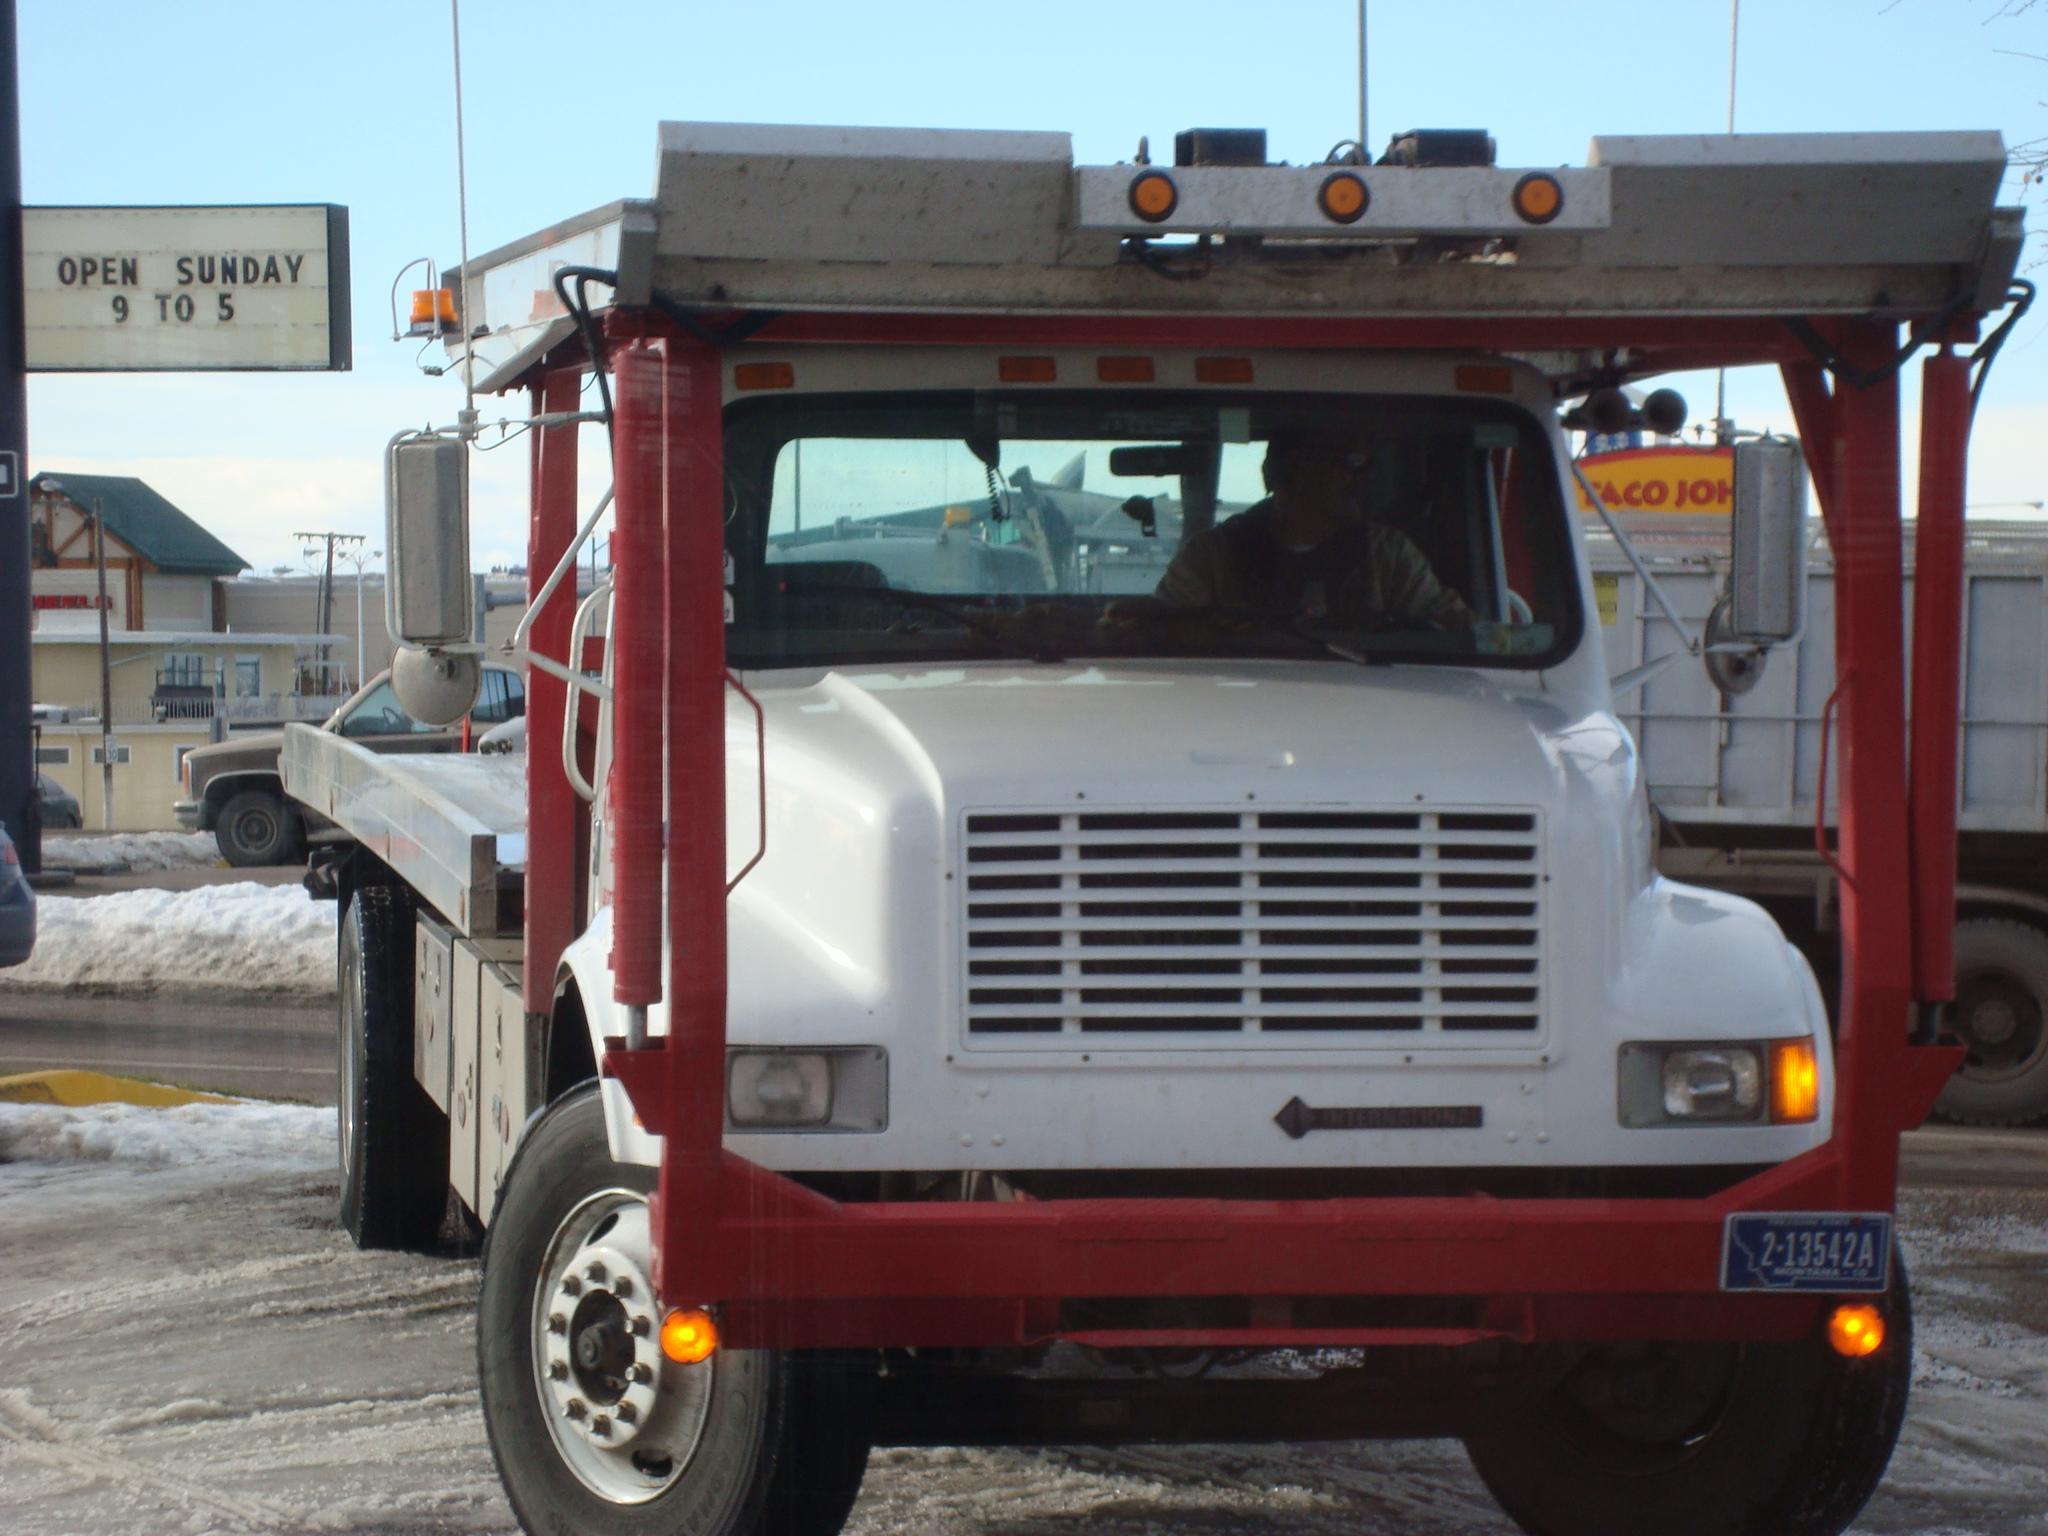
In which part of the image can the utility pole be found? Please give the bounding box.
[0,0,33,871]
[296,529,363,694]
[92,495,113,831]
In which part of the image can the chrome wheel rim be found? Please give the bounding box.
[530,1189,715,1504]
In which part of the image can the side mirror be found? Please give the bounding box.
[385,435,473,647]
[1727,437,1807,646]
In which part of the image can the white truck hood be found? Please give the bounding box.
[747,658,1586,814]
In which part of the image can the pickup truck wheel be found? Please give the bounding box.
[478,1085,873,1536]
[338,885,449,1250]
[1465,1250,1912,1536]
[217,788,305,867]
[1934,917,2048,1127]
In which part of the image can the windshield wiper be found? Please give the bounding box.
[793,582,1066,664]
[1110,600,1389,668]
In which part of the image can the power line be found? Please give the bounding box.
[295,530,364,692]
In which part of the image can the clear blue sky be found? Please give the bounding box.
[19,0,2047,571]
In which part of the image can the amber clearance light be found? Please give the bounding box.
[660,1307,720,1364]
[1770,1039,1820,1124]
[1128,171,1178,223]
[1318,172,1369,224]
[1827,1303,1885,1358]
[1512,172,1564,225]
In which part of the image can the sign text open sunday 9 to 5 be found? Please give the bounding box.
[22,205,350,372]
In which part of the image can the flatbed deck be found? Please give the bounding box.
[281,725,526,937]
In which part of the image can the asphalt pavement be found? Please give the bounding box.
[0,990,334,1103]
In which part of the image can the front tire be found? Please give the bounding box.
[217,788,305,867]
[338,885,449,1250]
[478,1085,873,1536]
[1934,917,2048,1126]
[1465,1252,1912,1536]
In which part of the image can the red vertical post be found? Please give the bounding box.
[609,343,666,1012]
[1823,323,1912,1208]
[658,337,730,1193]
[1908,351,1970,1010]
[525,366,582,1005]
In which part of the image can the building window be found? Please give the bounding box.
[33,745,69,765]
[163,652,209,687]
[234,656,262,697]
[91,743,132,766]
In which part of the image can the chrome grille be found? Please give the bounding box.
[960,807,1544,1046]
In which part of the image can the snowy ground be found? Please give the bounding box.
[41,831,223,874]
[0,883,335,998]
[0,1102,2043,1536]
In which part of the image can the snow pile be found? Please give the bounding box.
[0,882,335,996]
[0,1100,329,1171]
[41,830,222,872]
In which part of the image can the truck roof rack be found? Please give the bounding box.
[454,122,2023,392]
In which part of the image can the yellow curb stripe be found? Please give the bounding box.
[0,1070,235,1107]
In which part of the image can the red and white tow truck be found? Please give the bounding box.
[282,122,2024,1536]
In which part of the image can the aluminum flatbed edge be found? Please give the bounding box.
[281,724,526,938]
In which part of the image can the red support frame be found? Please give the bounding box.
[523,366,583,1006]
[589,309,1972,1351]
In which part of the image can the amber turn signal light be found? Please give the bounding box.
[660,1307,720,1364]
[1318,172,1369,224]
[1512,172,1564,225]
[1827,1303,1885,1358]
[1770,1039,1820,1124]
[1128,171,1178,223]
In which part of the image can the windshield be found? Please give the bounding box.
[725,391,1580,671]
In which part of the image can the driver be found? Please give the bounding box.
[1151,432,1472,629]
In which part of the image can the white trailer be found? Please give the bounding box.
[1592,517,2048,1124]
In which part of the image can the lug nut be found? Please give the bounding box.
[613,1276,633,1298]
[630,1316,652,1337]
[548,1313,567,1334]
[561,1276,582,1297]
[565,1398,586,1420]
[590,1414,612,1437]
[616,1402,639,1425]
[629,1363,654,1385]
[586,1261,608,1285]
[548,1360,568,1381]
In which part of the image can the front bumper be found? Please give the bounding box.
[172,799,204,831]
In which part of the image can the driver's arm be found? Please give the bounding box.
[1356,526,1474,628]
[1152,528,1230,609]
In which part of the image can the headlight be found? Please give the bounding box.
[726,1047,887,1132]
[1618,1039,1818,1128]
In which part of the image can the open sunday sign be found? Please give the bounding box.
[22,205,350,372]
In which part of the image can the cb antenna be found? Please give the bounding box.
[1356,0,1369,158]
[450,0,477,436]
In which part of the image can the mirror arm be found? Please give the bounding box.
[1609,651,1684,697]
[1570,459,1701,659]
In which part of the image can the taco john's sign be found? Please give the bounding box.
[1575,446,1733,515]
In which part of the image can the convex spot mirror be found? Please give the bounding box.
[385,435,473,648]
[1727,437,1807,646]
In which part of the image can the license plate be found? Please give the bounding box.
[1720,1213,1892,1293]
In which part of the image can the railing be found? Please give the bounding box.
[140,692,346,725]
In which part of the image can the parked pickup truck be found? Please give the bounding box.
[176,663,525,865]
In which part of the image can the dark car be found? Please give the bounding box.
[174,664,525,866]
[36,773,81,830]
[0,825,36,967]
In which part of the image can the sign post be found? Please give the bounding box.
[0,0,31,871]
